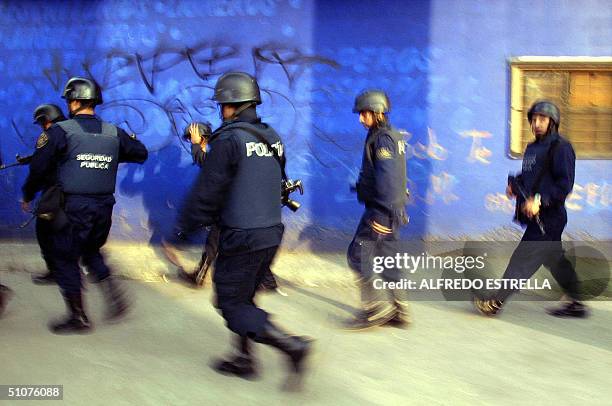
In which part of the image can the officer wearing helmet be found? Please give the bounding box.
[345,90,410,330]
[474,100,587,318]
[173,121,278,290]
[172,72,311,389]
[21,77,148,334]
[22,104,67,285]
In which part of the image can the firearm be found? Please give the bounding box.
[0,154,32,170]
[508,174,545,235]
[282,179,304,212]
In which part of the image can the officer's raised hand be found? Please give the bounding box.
[189,123,205,146]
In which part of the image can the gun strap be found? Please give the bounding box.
[213,122,288,181]
[531,139,559,195]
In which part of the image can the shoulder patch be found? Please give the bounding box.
[36,132,48,149]
[376,147,393,160]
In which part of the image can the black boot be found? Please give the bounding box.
[257,268,278,292]
[473,297,504,317]
[253,322,313,391]
[212,335,258,380]
[0,284,14,318]
[50,293,92,334]
[385,289,412,328]
[32,271,56,285]
[99,276,130,322]
[344,277,396,331]
[546,301,589,318]
[176,266,199,287]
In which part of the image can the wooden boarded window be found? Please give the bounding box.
[509,57,612,159]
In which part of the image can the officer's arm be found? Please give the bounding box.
[191,144,206,167]
[541,142,576,207]
[176,136,237,231]
[117,129,148,163]
[21,128,64,202]
[371,134,400,233]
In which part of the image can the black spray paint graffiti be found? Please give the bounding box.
[7,42,341,158]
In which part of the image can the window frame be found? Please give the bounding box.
[509,56,612,160]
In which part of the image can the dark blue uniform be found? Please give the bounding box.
[177,112,283,338]
[348,124,408,281]
[23,114,147,296]
[22,131,59,275]
[499,132,580,300]
[190,143,206,167]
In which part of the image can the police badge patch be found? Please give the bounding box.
[36,132,48,149]
[376,147,393,160]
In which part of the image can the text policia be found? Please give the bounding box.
[372,252,486,274]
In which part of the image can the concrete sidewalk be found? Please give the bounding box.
[1,270,611,406]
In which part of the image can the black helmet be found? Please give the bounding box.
[527,100,560,126]
[61,77,103,106]
[33,104,66,125]
[213,72,261,105]
[182,121,212,141]
[353,90,390,113]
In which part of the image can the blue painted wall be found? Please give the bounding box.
[0,0,609,245]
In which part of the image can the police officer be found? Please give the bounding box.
[474,100,587,318]
[176,122,278,291]
[21,77,148,334]
[23,104,67,285]
[174,72,311,388]
[346,90,410,330]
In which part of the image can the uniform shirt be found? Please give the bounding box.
[356,123,408,228]
[518,132,575,211]
[22,114,148,202]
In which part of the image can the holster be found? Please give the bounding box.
[36,185,68,231]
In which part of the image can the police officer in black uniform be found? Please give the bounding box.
[23,104,67,285]
[22,77,148,334]
[175,122,278,290]
[474,100,587,318]
[174,72,311,389]
[346,90,410,330]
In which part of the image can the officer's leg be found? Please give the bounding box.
[212,334,258,380]
[212,249,268,379]
[258,267,278,291]
[49,221,91,334]
[345,213,395,330]
[474,223,550,316]
[249,247,312,390]
[541,225,588,318]
[380,227,411,326]
[213,250,269,337]
[31,217,56,285]
[84,202,129,322]
[213,247,311,388]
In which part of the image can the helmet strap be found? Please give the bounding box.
[225,102,255,122]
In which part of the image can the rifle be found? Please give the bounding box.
[0,154,32,170]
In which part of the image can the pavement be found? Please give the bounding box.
[1,266,611,406]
